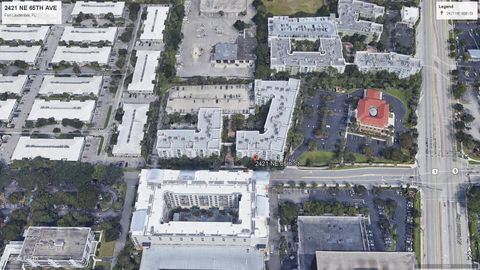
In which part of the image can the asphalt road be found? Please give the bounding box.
[416,2,471,268]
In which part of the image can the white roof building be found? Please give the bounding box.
[112,103,149,157]
[51,46,112,65]
[401,6,420,27]
[337,0,384,41]
[11,137,85,161]
[236,79,300,161]
[28,100,96,123]
[71,1,125,17]
[130,169,269,248]
[0,25,49,42]
[156,108,222,159]
[140,6,170,41]
[61,26,117,44]
[0,75,27,95]
[354,51,422,79]
[127,50,161,93]
[38,76,102,96]
[0,99,17,122]
[267,16,346,73]
[0,46,41,64]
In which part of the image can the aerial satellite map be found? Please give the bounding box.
[0,0,478,269]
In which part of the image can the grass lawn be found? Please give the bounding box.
[352,153,395,164]
[97,236,116,258]
[95,262,111,269]
[298,151,335,166]
[413,191,422,266]
[104,105,112,129]
[263,0,324,15]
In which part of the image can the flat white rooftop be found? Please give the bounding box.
[0,99,17,122]
[38,76,102,96]
[0,25,49,41]
[28,99,96,122]
[0,46,41,64]
[51,46,111,65]
[0,75,27,95]
[12,137,85,161]
[140,6,170,41]
[61,26,117,43]
[71,1,125,17]
[131,169,269,238]
[127,50,161,93]
[112,103,149,157]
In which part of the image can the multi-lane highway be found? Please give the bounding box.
[416,1,471,268]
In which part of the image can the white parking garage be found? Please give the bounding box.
[127,50,161,93]
[0,99,17,122]
[0,46,41,64]
[71,1,125,17]
[0,25,49,42]
[112,103,149,157]
[140,6,170,41]
[0,75,27,95]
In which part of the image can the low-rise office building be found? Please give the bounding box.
[127,50,161,93]
[11,137,85,161]
[355,88,394,136]
[0,75,27,95]
[314,251,416,270]
[0,46,41,64]
[212,39,256,68]
[71,1,125,17]
[401,6,420,28]
[354,51,422,79]
[140,6,170,42]
[337,0,384,42]
[268,16,338,40]
[156,108,222,158]
[38,75,102,96]
[130,169,269,248]
[0,25,49,42]
[61,26,118,44]
[0,99,17,122]
[236,79,300,161]
[28,100,96,123]
[112,103,149,157]
[51,46,112,65]
[0,227,97,269]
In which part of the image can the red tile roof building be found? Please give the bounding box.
[355,89,392,135]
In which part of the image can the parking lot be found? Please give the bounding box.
[176,0,256,78]
[278,186,415,256]
[290,91,349,159]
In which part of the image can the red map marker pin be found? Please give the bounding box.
[252,154,259,161]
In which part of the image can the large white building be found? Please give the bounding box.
[127,50,161,93]
[51,46,112,65]
[354,51,422,79]
[112,103,149,157]
[336,0,384,42]
[0,25,49,42]
[0,99,17,122]
[130,169,269,249]
[61,26,118,44]
[0,227,97,269]
[0,75,27,95]
[0,46,41,64]
[28,100,96,123]
[156,108,222,158]
[236,79,300,161]
[140,6,170,41]
[71,1,125,17]
[11,137,85,161]
[267,16,346,73]
[38,76,102,96]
